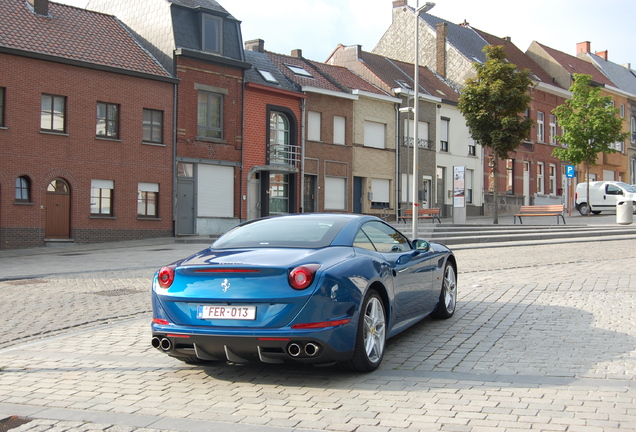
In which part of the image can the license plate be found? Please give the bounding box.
[197,305,256,320]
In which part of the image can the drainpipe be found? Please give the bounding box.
[394,103,400,222]
[172,82,177,237]
[300,98,306,213]
[240,74,246,222]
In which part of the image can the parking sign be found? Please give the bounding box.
[566,165,575,178]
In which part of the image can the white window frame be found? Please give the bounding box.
[537,162,544,194]
[549,114,557,145]
[363,121,386,149]
[324,177,346,210]
[537,112,545,143]
[549,164,557,195]
[307,111,321,141]
[333,115,345,145]
[440,118,449,152]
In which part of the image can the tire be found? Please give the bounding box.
[578,202,590,216]
[342,290,386,373]
[432,262,457,320]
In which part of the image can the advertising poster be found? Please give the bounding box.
[453,166,465,208]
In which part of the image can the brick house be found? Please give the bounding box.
[243,41,305,219]
[327,44,484,218]
[87,0,251,236]
[528,41,631,185]
[373,1,570,215]
[0,0,176,249]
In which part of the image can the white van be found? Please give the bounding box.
[575,181,636,215]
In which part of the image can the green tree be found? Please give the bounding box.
[458,45,533,224]
[552,73,628,216]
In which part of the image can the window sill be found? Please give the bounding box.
[137,217,162,221]
[95,136,122,143]
[13,201,33,206]
[196,136,226,144]
[90,215,116,219]
[0,126,7,130]
[142,141,166,147]
[40,130,68,136]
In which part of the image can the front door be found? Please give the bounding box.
[45,178,70,239]
[353,177,363,214]
[176,179,195,235]
[303,175,316,213]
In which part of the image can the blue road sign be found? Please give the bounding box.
[566,165,575,178]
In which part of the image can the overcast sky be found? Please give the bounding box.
[60,0,634,67]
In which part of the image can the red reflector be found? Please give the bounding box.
[257,337,291,341]
[166,334,190,338]
[194,268,260,273]
[153,318,170,325]
[291,318,351,329]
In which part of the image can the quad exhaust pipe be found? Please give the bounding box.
[287,341,321,357]
[151,337,172,352]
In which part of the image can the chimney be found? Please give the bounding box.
[245,39,264,53]
[291,49,302,58]
[460,19,470,27]
[436,22,448,78]
[27,0,49,16]
[576,41,591,55]
[595,50,608,61]
[392,0,407,7]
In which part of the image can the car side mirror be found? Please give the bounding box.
[412,239,430,252]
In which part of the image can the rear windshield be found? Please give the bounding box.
[212,216,349,249]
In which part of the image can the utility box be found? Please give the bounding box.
[616,200,633,225]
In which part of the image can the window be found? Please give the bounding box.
[359,221,410,253]
[257,69,278,84]
[506,159,514,195]
[440,118,449,152]
[143,109,163,143]
[466,169,473,203]
[138,182,159,218]
[549,114,557,145]
[537,162,544,194]
[620,104,625,118]
[537,112,544,143]
[468,138,476,156]
[270,112,291,165]
[90,179,114,216]
[15,176,30,202]
[177,162,194,178]
[96,102,119,139]
[286,64,313,77]
[41,94,66,132]
[307,111,321,141]
[632,117,636,143]
[198,91,223,139]
[371,178,390,209]
[0,87,5,127]
[202,14,222,54]
[325,177,346,210]
[364,121,386,149]
[549,164,557,195]
[333,115,345,145]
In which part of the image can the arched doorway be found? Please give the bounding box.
[45,178,70,239]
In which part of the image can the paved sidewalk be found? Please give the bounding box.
[1,231,635,431]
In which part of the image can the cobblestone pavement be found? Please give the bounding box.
[0,239,635,431]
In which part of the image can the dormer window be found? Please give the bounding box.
[202,14,222,54]
[286,64,313,78]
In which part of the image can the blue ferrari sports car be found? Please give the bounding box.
[151,214,457,372]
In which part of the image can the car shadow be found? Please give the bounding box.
[200,300,636,388]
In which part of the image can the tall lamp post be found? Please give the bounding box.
[411,1,435,239]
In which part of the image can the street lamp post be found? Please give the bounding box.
[411,1,435,239]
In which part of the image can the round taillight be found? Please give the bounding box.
[157,266,175,289]
[289,264,320,290]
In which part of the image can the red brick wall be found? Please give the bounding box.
[0,54,174,248]
[243,83,303,219]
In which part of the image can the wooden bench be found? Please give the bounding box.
[400,208,441,223]
[513,205,566,224]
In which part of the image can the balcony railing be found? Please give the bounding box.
[400,136,433,149]
[269,144,300,167]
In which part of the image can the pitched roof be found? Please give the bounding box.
[420,12,488,64]
[358,49,459,102]
[585,53,636,95]
[307,61,391,97]
[535,42,614,87]
[474,29,561,88]
[244,50,299,93]
[0,0,171,78]
[266,51,343,93]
